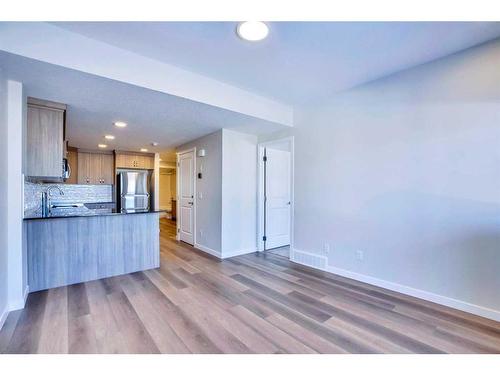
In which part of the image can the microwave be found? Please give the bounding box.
[62,158,71,180]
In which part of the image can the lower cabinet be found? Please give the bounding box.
[78,151,114,184]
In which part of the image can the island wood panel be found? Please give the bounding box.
[26,213,160,292]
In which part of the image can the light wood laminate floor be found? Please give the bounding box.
[1,219,500,354]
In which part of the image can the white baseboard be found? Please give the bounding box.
[0,307,8,332]
[194,243,222,259]
[291,248,500,323]
[194,244,257,259]
[222,248,257,259]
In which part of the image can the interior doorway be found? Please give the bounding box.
[158,161,177,220]
[177,148,196,245]
[258,137,294,258]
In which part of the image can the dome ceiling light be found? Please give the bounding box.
[236,22,269,42]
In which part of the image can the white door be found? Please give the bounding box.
[178,150,195,245]
[265,148,291,249]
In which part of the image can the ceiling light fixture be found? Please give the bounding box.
[104,135,115,140]
[140,148,148,152]
[236,21,269,42]
[114,121,127,128]
[98,144,107,148]
[151,142,159,146]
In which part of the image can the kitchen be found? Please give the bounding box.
[23,96,163,292]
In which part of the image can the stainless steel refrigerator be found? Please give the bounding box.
[118,170,151,212]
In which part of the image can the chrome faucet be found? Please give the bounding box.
[41,185,64,217]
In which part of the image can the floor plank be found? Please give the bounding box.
[1,217,499,354]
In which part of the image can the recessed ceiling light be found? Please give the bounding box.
[114,121,127,128]
[159,158,163,161]
[98,144,107,148]
[140,148,148,152]
[151,142,159,147]
[236,21,269,42]
[104,135,115,140]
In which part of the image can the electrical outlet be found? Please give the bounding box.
[356,250,364,261]
[323,243,330,255]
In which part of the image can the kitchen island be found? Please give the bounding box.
[25,210,161,292]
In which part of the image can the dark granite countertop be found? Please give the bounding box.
[24,209,165,221]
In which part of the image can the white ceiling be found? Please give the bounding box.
[53,22,500,105]
[0,52,286,161]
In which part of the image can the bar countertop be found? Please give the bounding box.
[23,209,164,221]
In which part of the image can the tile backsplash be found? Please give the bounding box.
[24,181,113,218]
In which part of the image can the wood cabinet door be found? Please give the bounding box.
[26,105,64,178]
[143,155,155,169]
[89,153,102,184]
[77,152,92,184]
[115,153,154,169]
[100,154,114,184]
[134,155,144,169]
[115,153,128,168]
[115,153,135,168]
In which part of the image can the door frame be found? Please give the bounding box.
[176,147,197,245]
[257,136,294,255]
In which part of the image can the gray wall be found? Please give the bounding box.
[178,130,223,254]
[0,68,8,325]
[221,129,257,257]
[294,38,500,313]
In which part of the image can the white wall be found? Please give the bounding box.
[152,153,160,211]
[178,130,223,255]
[6,80,26,311]
[0,69,8,328]
[178,129,258,259]
[293,39,500,320]
[221,129,258,257]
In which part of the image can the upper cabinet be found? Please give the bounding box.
[77,151,114,185]
[99,153,114,184]
[26,98,66,179]
[115,151,154,170]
